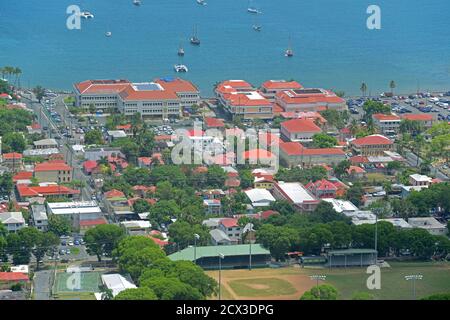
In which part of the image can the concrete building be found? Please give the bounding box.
[350,134,394,156]
[279,141,346,167]
[203,199,222,215]
[400,114,434,128]
[280,118,322,143]
[260,80,303,101]
[275,88,347,113]
[33,138,58,149]
[34,161,72,183]
[409,174,433,187]
[272,181,319,212]
[372,113,401,133]
[46,201,103,229]
[215,80,273,120]
[73,78,200,118]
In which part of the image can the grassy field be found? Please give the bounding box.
[53,292,96,300]
[207,261,450,300]
[54,271,101,294]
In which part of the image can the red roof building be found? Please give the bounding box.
[220,218,239,228]
[204,117,225,129]
[0,272,29,282]
[350,134,394,156]
[260,80,303,101]
[281,118,322,142]
[306,179,338,199]
[400,114,434,128]
[275,88,346,113]
[2,152,23,160]
[16,184,80,199]
[83,160,98,175]
[13,171,33,183]
[104,189,126,199]
[279,142,346,168]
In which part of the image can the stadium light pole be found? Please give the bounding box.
[405,274,423,300]
[193,233,200,264]
[310,275,326,299]
[218,253,225,300]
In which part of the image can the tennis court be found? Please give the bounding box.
[54,271,102,294]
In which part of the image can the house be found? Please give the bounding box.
[33,138,58,150]
[260,80,303,101]
[16,184,80,201]
[31,204,48,232]
[408,217,448,236]
[115,124,132,135]
[168,244,271,270]
[203,199,222,215]
[79,218,107,232]
[26,123,42,135]
[280,118,322,143]
[209,228,232,246]
[23,148,60,159]
[254,175,274,189]
[218,218,242,244]
[202,189,226,200]
[13,171,33,184]
[137,154,164,168]
[272,182,319,211]
[305,179,338,199]
[350,134,394,156]
[34,160,72,183]
[244,188,276,207]
[347,165,367,179]
[100,274,136,298]
[83,160,98,175]
[1,153,23,171]
[400,114,434,128]
[0,212,26,233]
[279,141,346,167]
[409,174,433,187]
[372,113,401,133]
[84,147,124,162]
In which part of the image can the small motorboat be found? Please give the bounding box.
[133,0,141,6]
[80,11,94,19]
[174,64,189,72]
[105,31,112,37]
[253,25,262,32]
[197,0,207,6]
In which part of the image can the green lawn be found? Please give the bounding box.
[53,292,96,300]
[228,278,296,297]
[303,261,450,300]
[70,247,80,255]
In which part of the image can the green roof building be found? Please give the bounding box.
[168,244,271,270]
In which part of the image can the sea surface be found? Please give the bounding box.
[0,0,449,96]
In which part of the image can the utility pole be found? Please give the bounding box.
[193,233,200,264]
[218,253,224,300]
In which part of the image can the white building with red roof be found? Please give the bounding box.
[275,88,346,113]
[279,141,346,167]
[73,78,200,118]
[350,134,394,156]
[34,160,72,183]
[280,118,322,143]
[372,113,401,133]
[272,182,319,212]
[400,114,434,128]
[260,80,303,101]
[215,80,273,120]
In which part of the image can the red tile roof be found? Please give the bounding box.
[148,236,169,248]
[222,92,272,107]
[79,218,107,227]
[261,80,303,90]
[347,166,366,174]
[13,171,33,182]
[204,117,225,128]
[373,113,400,121]
[276,89,345,105]
[119,85,178,101]
[306,179,338,192]
[215,80,253,94]
[349,155,369,164]
[260,210,280,220]
[116,124,132,130]
[401,114,433,121]
[104,189,126,199]
[83,160,98,171]
[280,142,345,156]
[74,80,131,94]
[155,78,199,93]
[155,135,174,142]
[17,184,80,198]
[0,272,29,282]
[34,161,71,172]
[303,148,345,156]
[220,218,239,228]
[281,118,322,133]
[2,152,23,160]
[280,142,304,156]
[243,149,275,160]
[351,134,393,146]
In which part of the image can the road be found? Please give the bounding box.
[33,270,53,300]
[22,94,94,201]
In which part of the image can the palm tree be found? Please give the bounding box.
[360,82,367,97]
[13,67,22,88]
[349,119,359,135]
[389,80,396,95]
[0,67,6,80]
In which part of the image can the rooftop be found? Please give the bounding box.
[275,182,317,204]
[351,134,393,146]
[281,118,322,133]
[168,244,270,261]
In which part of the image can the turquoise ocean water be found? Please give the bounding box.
[0,0,449,95]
